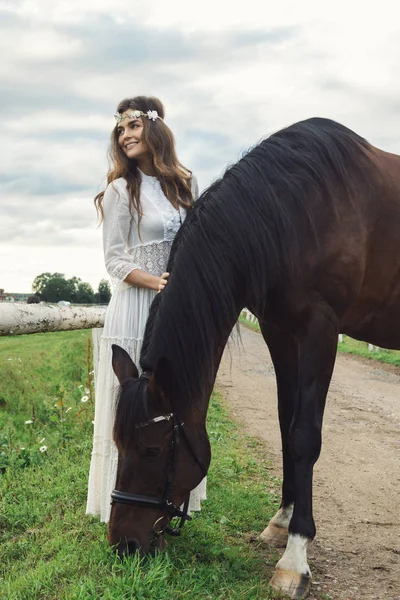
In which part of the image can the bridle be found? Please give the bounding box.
[111,373,208,538]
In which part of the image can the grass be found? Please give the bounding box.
[239,315,400,367]
[0,329,303,600]
[338,335,400,366]
[238,316,261,334]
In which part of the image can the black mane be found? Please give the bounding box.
[136,118,373,413]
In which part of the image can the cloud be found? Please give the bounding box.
[0,24,82,63]
[0,0,399,292]
[0,190,98,243]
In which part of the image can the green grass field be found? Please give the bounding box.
[0,330,305,600]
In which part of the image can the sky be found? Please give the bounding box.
[1,0,399,293]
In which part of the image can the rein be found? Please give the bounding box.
[111,388,208,537]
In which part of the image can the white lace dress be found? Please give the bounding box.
[86,171,207,522]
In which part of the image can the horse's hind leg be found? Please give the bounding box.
[258,323,297,548]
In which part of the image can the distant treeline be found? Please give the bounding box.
[31,272,111,304]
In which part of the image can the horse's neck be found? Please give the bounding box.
[148,263,241,418]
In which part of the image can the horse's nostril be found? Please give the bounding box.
[125,538,140,555]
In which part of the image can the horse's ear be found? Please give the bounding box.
[111,344,139,385]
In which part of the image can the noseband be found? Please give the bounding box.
[111,384,208,537]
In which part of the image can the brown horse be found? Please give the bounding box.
[109,118,400,599]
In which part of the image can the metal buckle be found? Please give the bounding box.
[135,413,174,429]
[153,516,170,535]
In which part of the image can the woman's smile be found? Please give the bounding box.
[124,140,139,151]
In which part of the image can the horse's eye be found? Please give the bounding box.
[144,447,161,458]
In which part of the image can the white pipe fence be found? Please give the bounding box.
[0,303,106,336]
[0,303,382,354]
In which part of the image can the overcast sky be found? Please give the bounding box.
[1,0,399,293]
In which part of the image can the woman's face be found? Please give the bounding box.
[117,111,150,162]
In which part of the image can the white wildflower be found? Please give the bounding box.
[81,395,89,403]
[20,447,25,450]
[25,420,33,425]
[39,445,47,453]
[84,388,90,395]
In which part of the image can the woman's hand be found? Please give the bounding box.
[157,272,169,292]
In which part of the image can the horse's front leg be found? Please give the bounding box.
[268,312,338,599]
[259,323,297,548]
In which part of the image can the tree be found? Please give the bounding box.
[75,281,94,304]
[68,276,81,303]
[32,272,54,297]
[32,273,95,304]
[98,279,111,304]
[32,272,75,302]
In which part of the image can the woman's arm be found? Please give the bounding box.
[124,269,169,292]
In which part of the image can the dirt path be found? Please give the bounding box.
[216,326,400,600]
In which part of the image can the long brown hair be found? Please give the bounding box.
[94,96,194,225]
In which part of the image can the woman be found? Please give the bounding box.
[86,96,206,522]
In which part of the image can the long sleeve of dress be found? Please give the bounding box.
[102,181,140,282]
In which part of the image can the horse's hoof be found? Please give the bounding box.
[259,523,288,547]
[269,567,311,599]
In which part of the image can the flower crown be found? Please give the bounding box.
[114,109,161,124]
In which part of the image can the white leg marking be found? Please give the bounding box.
[270,504,294,528]
[260,504,293,546]
[276,534,311,576]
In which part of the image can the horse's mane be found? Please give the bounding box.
[136,118,374,412]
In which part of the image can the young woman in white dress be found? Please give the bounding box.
[86,96,206,523]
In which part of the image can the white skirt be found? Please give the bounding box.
[86,282,206,522]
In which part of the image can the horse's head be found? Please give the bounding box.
[109,344,210,556]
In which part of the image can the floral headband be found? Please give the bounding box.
[114,109,161,124]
